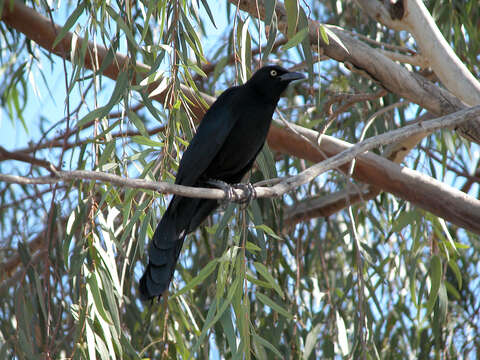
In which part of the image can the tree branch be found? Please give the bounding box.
[3,106,480,232]
[229,0,480,144]
[267,106,480,194]
[0,146,57,174]
[355,0,480,106]
[271,106,480,234]
[283,186,375,232]
[2,1,480,233]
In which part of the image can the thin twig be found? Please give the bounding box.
[0,146,58,174]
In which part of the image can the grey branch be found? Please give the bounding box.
[2,106,480,230]
[267,105,480,196]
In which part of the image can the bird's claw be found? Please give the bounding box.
[232,183,257,209]
[206,179,235,205]
[206,179,256,208]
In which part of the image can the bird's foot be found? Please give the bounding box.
[206,179,235,204]
[232,183,257,209]
[205,180,256,208]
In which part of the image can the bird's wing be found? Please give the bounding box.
[174,86,240,187]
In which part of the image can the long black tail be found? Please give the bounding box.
[139,196,218,300]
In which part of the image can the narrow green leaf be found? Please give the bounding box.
[87,274,113,324]
[254,262,284,298]
[85,320,96,360]
[303,323,322,359]
[215,203,235,240]
[192,278,241,355]
[238,17,252,83]
[220,306,237,354]
[246,241,261,253]
[256,292,292,319]
[180,10,205,61]
[33,272,48,327]
[52,2,86,49]
[453,241,469,249]
[257,144,277,179]
[299,8,314,82]
[252,333,283,358]
[98,268,121,335]
[246,274,273,289]
[262,19,277,60]
[437,282,448,324]
[323,27,347,52]
[319,24,329,45]
[265,0,277,25]
[443,131,456,158]
[284,0,299,39]
[77,105,111,128]
[98,141,115,168]
[392,210,418,233]
[200,0,217,28]
[140,1,155,42]
[255,224,282,240]
[445,280,461,300]
[282,28,308,50]
[128,110,149,137]
[105,6,138,49]
[437,217,458,254]
[108,71,130,106]
[94,332,110,360]
[77,71,128,127]
[409,266,418,310]
[173,259,219,297]
[131,135,164,147]
[425,255,442,317]
[448,259,462,290]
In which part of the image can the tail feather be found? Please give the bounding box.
[139,200,184,300]
[139,246,183,300]
[139,196,219,300]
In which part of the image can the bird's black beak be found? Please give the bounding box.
[279,71,306,82]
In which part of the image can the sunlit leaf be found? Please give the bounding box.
[282,28,308,50]
[284,0,299,39]
[336,311,349,356]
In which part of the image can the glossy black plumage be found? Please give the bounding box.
[139,65,304,300]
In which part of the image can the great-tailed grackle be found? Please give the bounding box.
[139,65,305,300]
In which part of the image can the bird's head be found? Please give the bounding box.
[246,65,305,102]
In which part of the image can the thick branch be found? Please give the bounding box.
[355,0,480,106]
[283,186,375,231]
[230,0,480,143]
[270,107,480,234]
[268,106,480,195]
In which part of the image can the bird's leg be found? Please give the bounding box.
[232,183,257,209]
[205,179,235,204]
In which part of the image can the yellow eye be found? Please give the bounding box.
[270,69,277,77]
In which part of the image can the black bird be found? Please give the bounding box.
[139,65,305,300]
